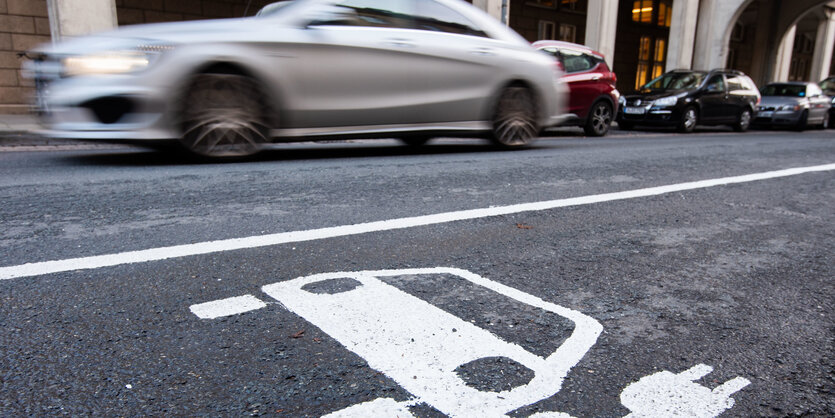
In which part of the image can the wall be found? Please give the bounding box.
[0,0,51,114]
[115,0,277,25]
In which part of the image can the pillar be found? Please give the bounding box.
[474,0,509,24]
[809,8,835,81]
[666,0,700,71]
[47,0,118,42]
[585,0,619,68]
[773,25,796,82]
[693,0,748,71]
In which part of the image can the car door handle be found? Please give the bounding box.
[469,47,495,56]
[385,38,416,49]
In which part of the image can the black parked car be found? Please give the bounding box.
[617,69,760,133]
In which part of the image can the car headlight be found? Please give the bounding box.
[652,95,680,107]
[62,50,153,77]
[780,104,801,111]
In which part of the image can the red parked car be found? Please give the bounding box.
[533,40,620,136]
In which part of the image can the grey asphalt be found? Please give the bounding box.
[1,129,833,417]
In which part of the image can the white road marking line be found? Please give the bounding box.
[189,295,267,319]
[1,163,833,281]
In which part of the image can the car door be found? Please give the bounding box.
[276,0,425,129]
[557,49,601,120]
[806,83,829,123]
[698,74,728,123]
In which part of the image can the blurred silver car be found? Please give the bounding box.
[23,0,566,158]
[754,82,830,130]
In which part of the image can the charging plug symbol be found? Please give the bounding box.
[620,364,751,418]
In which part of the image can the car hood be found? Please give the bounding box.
[623,90,690,101]
[30,17,284,56]
[759,96,805,107]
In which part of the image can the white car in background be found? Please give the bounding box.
[24,0,566,159]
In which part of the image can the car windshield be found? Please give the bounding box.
[256,1,296,17]
[819,78,835,91]
[761,84,806,97]
[641,72,705,92]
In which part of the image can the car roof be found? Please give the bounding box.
[531,40,605,59]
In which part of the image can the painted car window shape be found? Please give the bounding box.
[414,0,489,37]
[642,71,705,92]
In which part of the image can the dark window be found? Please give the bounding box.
[414,0,488,37]
[320,1,414,29]
[560,50,595,73]
[705,75,726,92]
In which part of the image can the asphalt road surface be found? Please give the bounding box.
[1,128,833,417]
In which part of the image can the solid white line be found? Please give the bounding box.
[189,295,267,319]
[1,163,833,281]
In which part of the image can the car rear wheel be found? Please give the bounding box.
[179,73,270,159]
[733,108,752,132]
[491,86,539,147]
[678,106,698,133]
[584,101,613,137]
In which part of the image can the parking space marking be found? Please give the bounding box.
[189,295,266,319]
[1,163,833,281]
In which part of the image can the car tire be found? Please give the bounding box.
[795,110,809,132]
[733,108,752,132]
[618,121,634,130]
[490,85,539,147]
[178,73,270,159]
[583,101,613,137]
[678,106,698,133]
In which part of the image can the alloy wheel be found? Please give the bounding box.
[491,86,539,147]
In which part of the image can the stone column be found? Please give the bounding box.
[666,0,700,71]
[773,25,796,82]
[47,0,118,42]
[810,8,835,81]
[585,0,619,69]
[693,0,748,71]
[474,0,509,24]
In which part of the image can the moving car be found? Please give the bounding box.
[753,82,830,130]
[23,0,566,159]
[533,40,620,136]
[819,75,835,128]
[617,69,760,133]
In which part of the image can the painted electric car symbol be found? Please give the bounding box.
[261,268,603,417]
[190,267,751,417]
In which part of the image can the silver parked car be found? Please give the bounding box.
[23,0,566,159]
[754,82,830,130]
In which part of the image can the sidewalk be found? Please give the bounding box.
[0,113,107,149]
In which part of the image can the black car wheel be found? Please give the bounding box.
[678,106,698,133]
[491,86,539,147]
[584,101,613,137]
[733,108,752,132]
[179,73,270,159]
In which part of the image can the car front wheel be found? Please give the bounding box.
[179,73,270,159]
[584,101,613,137]
[491,86,539,147]
[678,106,698,133]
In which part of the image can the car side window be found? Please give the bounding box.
[726,76,744,91]
[414,0,488,37]
[321,0,414,29]
[705,75,725,92]
[560,50,595,73]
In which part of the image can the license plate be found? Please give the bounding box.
[758,111,773,118]
[624,106,646,115]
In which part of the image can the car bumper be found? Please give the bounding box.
[617,107,680,126]
[752,110,803,126]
